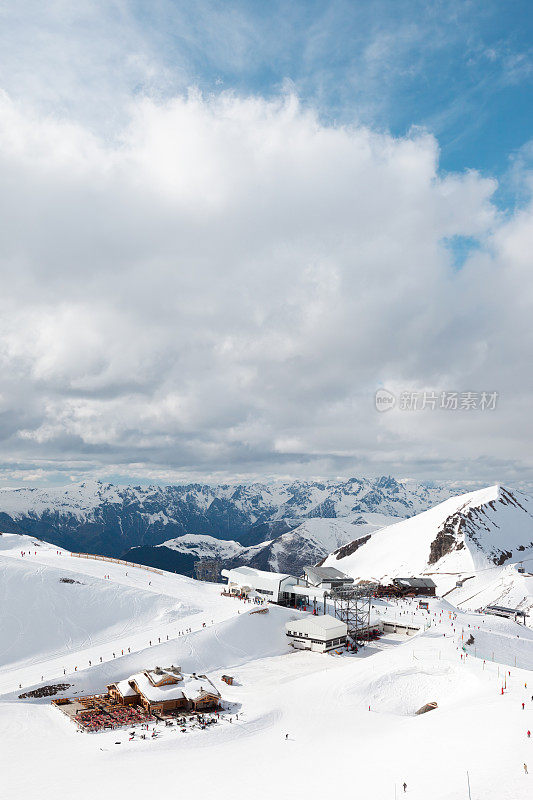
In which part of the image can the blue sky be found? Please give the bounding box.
[135,0,532,185]
[2,1,531,190]
[0,1,532,488]
[159,0,532,183]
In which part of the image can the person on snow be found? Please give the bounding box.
[528,730,531,738]
[403,782,407,792]
[524,763,528,775]
[285,734,289,740]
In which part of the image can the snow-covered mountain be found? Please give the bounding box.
[125,513,401,577]
[322,485,533,613]
[0,476,467,559]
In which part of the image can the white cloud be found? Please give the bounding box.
[0,87,531,486]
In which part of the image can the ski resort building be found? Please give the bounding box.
[221,566,298,603]
[107,666,221,714]
[302,565,354,591]
[53,667,221,733]
[285,613,348,652]
[483,605,528,623]
[392,577,436,596]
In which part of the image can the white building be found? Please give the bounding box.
[285,613,348,652]
[221,565,298,603]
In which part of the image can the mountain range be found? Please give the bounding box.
[1,476,531,613]
[0,476,467,572]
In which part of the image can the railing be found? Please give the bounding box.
[70,552,164,575]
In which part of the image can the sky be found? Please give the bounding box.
[0,0,532,489]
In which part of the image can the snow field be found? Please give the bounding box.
[2,534,533,799]
[0,533,248,694]
[5,600,531,800]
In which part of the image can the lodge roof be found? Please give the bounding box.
[303,565,353,583]
[393,577,436,589]
[111,669,222,705]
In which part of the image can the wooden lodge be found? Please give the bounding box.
[107,666,221,715]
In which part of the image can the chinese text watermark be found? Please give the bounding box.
[375,389,498,412]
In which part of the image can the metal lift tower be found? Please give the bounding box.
[330,584,373,644]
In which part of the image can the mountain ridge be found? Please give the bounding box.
[0,476,469,558]
[322,484,533,613]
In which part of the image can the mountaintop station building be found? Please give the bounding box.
[392,577,436,596]
[302,566,354,591]
[221,565,298,603]
[285,614,348,652]
[221,564,354,607]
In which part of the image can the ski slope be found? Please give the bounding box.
[323,485,533,612]
[1,595,533,800]
[0,532,245,694]
[1,531,533,800]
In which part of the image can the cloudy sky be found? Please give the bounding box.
[0,0,532,488]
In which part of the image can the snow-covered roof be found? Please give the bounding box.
[393,577,436,588]
[122,670,220,704]
[130,671,185,702]
[304,565,353,583]
[114,679,139,698]
[224,565,292,581]
[285,613,347,636]
[145,667,182,685]
[222,565,296,595]
[301,614,346,630]
[180,674,220,701]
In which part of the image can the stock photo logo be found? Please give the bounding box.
[375,388,396,412]
[375,389,498,412]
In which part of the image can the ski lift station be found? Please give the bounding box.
[221,564,355,606]
[302,566,354,591]
[483,605,528,623]
[221,566,299,603]
[285,614,348,653]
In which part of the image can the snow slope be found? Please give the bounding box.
[257,513,394,572]
[0,532,246,694]
[2,594,533,800]
[323,485,533,612]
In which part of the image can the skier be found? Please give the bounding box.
[403,782,407,793]
[524,763,528,775]
[285,733,289,740]
[528,730,531,738]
